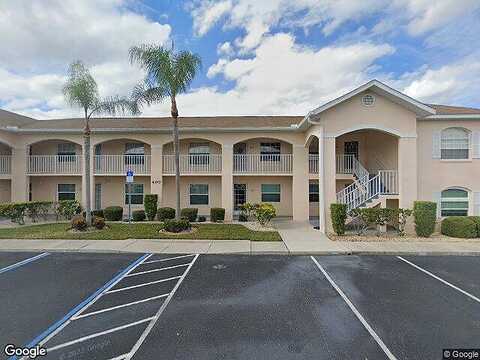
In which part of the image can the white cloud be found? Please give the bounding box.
[190,0,232,36]
[217,41,234,57]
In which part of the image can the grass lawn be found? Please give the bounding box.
[0,223,282,241]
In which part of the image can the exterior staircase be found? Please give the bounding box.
[336,157,398,213]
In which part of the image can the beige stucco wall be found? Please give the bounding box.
[30,176,82,202]
[233,175,293,216]
[0,180,11,203]
[94,176,151,210]
[163,139,221,155]
[30,140,82,155]
[162,176,222,215]
[97,139,151,155]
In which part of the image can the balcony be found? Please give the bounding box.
[27,155,83,175]
[233,154,293,174]
[163,154,222,174]
[0,155,11,175]
[95,155,151,175]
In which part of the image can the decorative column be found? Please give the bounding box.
[11,145,29,202]
[221,143,234,221]
[150,144,163,205]
[89,144,95,209]
[323,135,337,233]
[317,127,326,233]
[292,144,309,221]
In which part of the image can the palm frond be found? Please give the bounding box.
[63,60,99,112]
[172,51,202,95]
[91,96,141,117]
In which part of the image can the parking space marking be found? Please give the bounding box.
[14,253,152,360]
[143,254,195,264]
[126,262,190,277]
[125,254,199,360]
[0,252,49,275]
[107,353,129,360]
[311,256,398,360]
[47,317,155,352]
[105,275,182,294]
[73,294,170,320]
[397,256,480,304]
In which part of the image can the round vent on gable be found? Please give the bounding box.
[362,94,375,106]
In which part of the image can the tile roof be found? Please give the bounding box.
[428,104,480,115]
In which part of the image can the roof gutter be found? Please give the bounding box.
[422,114,480,120]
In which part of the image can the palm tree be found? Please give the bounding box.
[129,44,201,219]
[63,61,139,225]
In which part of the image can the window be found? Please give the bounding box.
[125,183,144,205]
[190,184,208,205]
[309,183,319,202]
[261,184,280,202]
[441,128,469,159]
[125,143,145,166]
[57,143,76,162]
[58,184,76,201]
[441,188,468,216]
[260,142,281,161]
[362,94,375,106]
[189,143,210,165]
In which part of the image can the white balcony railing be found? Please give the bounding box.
[336,154,355,174]
[309,154,318,173]
[95,155,151,175]
[27,155,83,174]
[163,154,222,174]
[233,154,293,174]
[0,155,11,174]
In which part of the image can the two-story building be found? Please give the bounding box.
[1,80,479,233]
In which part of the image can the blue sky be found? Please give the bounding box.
[0,0,479,119]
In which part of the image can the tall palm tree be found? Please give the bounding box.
[63,61,139,225]
[129,44,201,219]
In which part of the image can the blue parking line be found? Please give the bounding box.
[9,253,150,360]
[0,252,50,275]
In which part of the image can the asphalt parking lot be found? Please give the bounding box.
[0,252,479,360]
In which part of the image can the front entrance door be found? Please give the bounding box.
[234,184,247,212]
[344,141,359,159]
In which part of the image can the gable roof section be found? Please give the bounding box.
[298,79,436,128]
[0,109,36,128]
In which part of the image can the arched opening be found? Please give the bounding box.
[28,139,82,175]
[94,138,151,175]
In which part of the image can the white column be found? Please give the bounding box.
[150,144,163,205]
[292,145,309,221]
[221,144,233,221]
[317,127,326,233]
[89,144,95,208]
[11,146,28,202]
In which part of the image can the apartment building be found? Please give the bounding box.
[1,80,479,233]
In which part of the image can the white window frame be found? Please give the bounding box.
[440,127,470,160]
[57,184,76,201]
[190,184,209,205]
[261,184,281,203]
[441,188,469,217]
[125,183,144,205]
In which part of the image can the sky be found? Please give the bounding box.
[0,0,479,119]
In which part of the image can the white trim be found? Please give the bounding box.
[325,125,413,139]
[423,114,480,120]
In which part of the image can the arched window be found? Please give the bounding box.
[441,188,469,216]
[441,128,469,159]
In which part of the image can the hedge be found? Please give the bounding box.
[132,210,146,222]
[144,194,158,221]
[467,216,480,237]
[210,208,225,222]
[162,219,191,233]
[330,203,347,235]
[413,201,437,237]
[441,216,477,238]
[181,208,198,222]
[0,200,81,225]
[157,207,175,221]
[104,206,123,221]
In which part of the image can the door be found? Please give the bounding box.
[95,183,102,210]
[344,141,359,172]
[234,184,247,212]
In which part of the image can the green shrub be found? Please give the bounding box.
[238,212,248,222]
[254,203,276,226]
[181,208,198,222]
[198,215,206,222]
[394,208,413,236]
[467,216,480,237]
[441,217,477,238]
[104,206,123,221]
[157,207,175,221]
[56,200,81,220]
[144,194,158,221]
[132,210,146,222]
[71,215,88,231]
[210,208,225,222]
[413,201,437,237]
[92,216,106,230]
[162,219,191,233]
[330,203,347,235]
[92,209,104,218]
[26,201,52,222]
[0,203,28,224]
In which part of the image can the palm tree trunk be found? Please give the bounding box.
[84,114,92,225]
[171,97,181,220]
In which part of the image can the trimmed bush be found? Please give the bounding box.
[55,200,82,220]
[92,209,104,218]
[162,219,191,233]
[441,216,477,238]
[144,194,158,221]
[71,215,88,231]
[467,216,480,237]
[181,208,198,222]
[210,208,225,222]
[330,203,347,235]
[104,206,123,221]
[413,201,437,237]
[238,213,248,222]
[92,216,106,230]
[157,207,175,221]
[132,210,146,222]
[198,215,206,222]
[254,203,276,226]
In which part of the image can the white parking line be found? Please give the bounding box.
[107,354,129,360]
[0,252,49,275]
[47,317,154,352]
[125,254,199,360]
[311,256,398,360]
[126,263,190,277]
[105,276,182,294]
[143,254,195,264]
[397,256,480,304]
